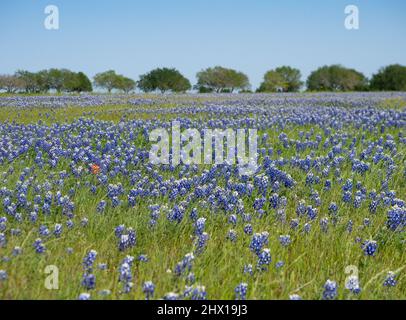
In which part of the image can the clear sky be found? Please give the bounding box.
[1,0,405,89]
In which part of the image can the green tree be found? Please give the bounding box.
[275,66,303,92]
[0,74,25,93]
[195,66,250,93]
[258,66,303,92]
[64,71,93,92]
[47,68,66,92]
[307,65,367,91]
[15,70,49,93]
[137,68,191,93]
[370,64,406,91]
[93,70,119,93]
[257,70,286,92]
[115,76,136,93]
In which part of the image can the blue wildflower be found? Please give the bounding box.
[235,283,248,300]
[323,280,338,300]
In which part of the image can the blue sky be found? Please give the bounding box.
[0,0,405,89]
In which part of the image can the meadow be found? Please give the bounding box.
[0,92,405,300]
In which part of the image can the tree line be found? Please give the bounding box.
[1,64,406,94]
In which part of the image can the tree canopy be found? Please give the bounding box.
[3,64,406,94]
[370,64,406,91]
[9,69,92,93]
[257,66,303,92]
[137,68,191,93]
[195,66,250,93]
[306,65,368,91]
[0,75,26,93]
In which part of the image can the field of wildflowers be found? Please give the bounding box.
[0,92,405,300]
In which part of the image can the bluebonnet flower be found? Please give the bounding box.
[167,205,185,223]
[163,292,179,300]
[138,254,148,262]
[115,225,136,251]
[96,200,106,213]
[290,219,299,230]
[194,217,206,236]
[296,200,306,217]
[0,270,7,281]
[275,261,285,269]
[320,218,329,233]
[149,219,157,228]
[174,253,194,276]
[289,294,302,300]
[83,250,97,272]
[54,224,62,237]
[228,214,237,226]
[78,293,91,300]
[244,224,253,235]
[81,218,89,227]
[276,209,286,222]
[115,225,125,237]
[235,283,248,300]
[195,232,209,255]
[186,273,196,284]
[127,195,136,207]
[189,208,198,221]
[227,229,237,242]
[0,233,6,247]
[279,235,291,247]
[13,246,22,256]
[345,275,361,294]
[363,218,370,227]
[342,179,353,192]
[244,264,253,276]
[269,193,279,209]
[304,223,311,234]
[347,220,353,233]
[362,240,377,256]
[0,217,6,232]
[33,238,46,254]
[323,280,338,300]
[386,206,405,231]
[143,281,155,300]
[39,225,50,237]
[29,211,38,223]
[188,285,207,300]
[328,202,338,214]
[66,220,74,229]
[82,273,96,290]
[257,248,271,270]
[383,271,397,287]
[343,191,352,203]
[118,256,134,294]
[249,232,268,255]
[353,196,362,209]
[306,206,318,220]
[119,235,130,251]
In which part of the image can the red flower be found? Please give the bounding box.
[91,164,100,175]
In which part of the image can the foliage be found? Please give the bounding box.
[258,66,302,92]
[307,65,368,91]
[196,66,250,93]
[137,68,191,93]
[370,64,406,91]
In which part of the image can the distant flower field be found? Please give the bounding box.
[0,92,405,300]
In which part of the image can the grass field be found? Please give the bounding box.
[0,93,405,300]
